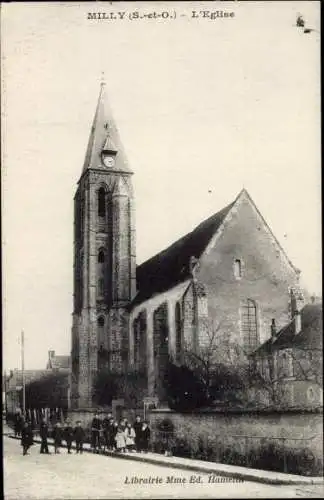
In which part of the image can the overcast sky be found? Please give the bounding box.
[2,1,321,371]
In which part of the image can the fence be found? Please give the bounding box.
[6,407,68,430]
[151,429,323,476]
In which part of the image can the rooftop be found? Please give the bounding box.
[251,303,323,356]
[133,199,235,306]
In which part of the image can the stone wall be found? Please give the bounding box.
[149,409,323,461]
[68,403,143,430]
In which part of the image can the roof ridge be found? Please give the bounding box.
[242,189,298,274]
[137,200,235,271]
[134,197,236,306]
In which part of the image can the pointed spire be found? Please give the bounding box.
[81,79,131,175]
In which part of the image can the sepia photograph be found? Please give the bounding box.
[1,1,322,498]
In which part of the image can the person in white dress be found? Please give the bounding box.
[124,423,136,452]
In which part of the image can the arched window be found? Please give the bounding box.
[98,250,105,263]
[98,188,106,218]
[133,318,140,370]
[234,259,242,279]
[98,278,104,296]
[280,350,293,378]
[97,249,105,300]
[97,315,105,347]
[241,299,258,353]
[97,316,106,369]
[175,302,182,362]
[133,311,147,372]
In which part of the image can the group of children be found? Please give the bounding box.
[40,419,85,454]
[20,413,151,456]
[90,413,151,454]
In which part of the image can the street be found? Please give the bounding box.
[4,436,323,499]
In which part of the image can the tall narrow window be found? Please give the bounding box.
[98,316,105,347]
[97,249,105,300]
[175,302,182,362]
[133,312,147,372]
[133,318,140,370]
[98,188,106,217]
[97,316,106,369]
[234,259,242,279]
[98,250,105,263]
[241,299,258,353]
[98,278,104,296]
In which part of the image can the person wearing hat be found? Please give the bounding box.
[139,421,151,453]
[64,420,74,454]
[124,422,136,452]
[91,412,101,453]
[107,418,117,451]
[39,418,50,454]
[133,415,142,453]
[21,420,33,456]
[52,422,63,454]
[102,413,112,452]
[14,409,23,438]
[74,420,85,454]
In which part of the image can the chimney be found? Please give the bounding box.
[290,289,303,335]
[48,350,55,360]
[294,311,302,335]
[290,288,304,316]
[189,256,199,279]
[271,319,276,338]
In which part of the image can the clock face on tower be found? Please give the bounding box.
[102,154,115,168]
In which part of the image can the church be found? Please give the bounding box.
[71,83,304,409]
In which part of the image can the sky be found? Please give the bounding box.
[2,1,321,371]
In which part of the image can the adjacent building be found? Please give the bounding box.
[4,350,70,414]
[249,301,323,409]
[46,350,70,371]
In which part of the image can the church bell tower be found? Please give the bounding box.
[71,82,136,409]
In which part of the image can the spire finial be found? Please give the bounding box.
[100,71,105,87]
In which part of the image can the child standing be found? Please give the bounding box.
[64,420,74,454]
[115,426,126,453]
[39,418,50,454]
[139,421,150,453]
[21,421,33,456]
[133,415,142,452]
[74,421,85,454]
[52,422,62,454]
[124,422,136,452]
[108,418,117,451]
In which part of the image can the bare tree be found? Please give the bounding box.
[182,321,251,404]
[183,320,224,401]
[181,316,322,409]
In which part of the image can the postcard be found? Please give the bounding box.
[2,1,322,499]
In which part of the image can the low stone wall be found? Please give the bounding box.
[68,408,101,428]
[148,408,323,461]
